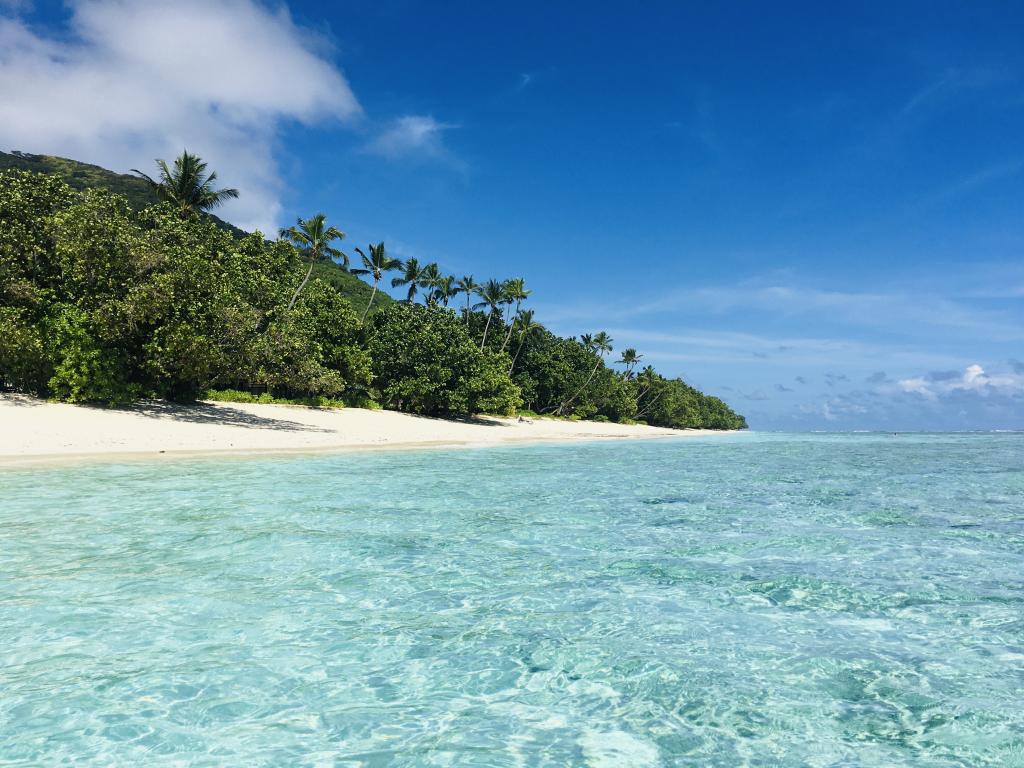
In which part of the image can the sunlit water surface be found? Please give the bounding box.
[2,433,1023,766]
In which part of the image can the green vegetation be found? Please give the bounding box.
[131,150,239,219]
[203,389,358,409]
[0,152,746,430]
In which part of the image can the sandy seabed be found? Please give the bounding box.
[0,394,729,466]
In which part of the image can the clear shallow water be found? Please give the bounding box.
[1,433,1023,767]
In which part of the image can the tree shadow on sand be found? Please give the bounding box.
[404,412,514,428]
[0,393,43,407]
[106,400,334,433]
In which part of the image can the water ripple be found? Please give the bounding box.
[1,432,1022,765]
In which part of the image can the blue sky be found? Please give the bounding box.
[2,1,1022,429]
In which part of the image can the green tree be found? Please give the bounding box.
[431,275,457,307]
[392,258,427,302]
[419,263,443,305]
[351,242,400,321]
[508,309,542,375]
[499,278,531,352]
[557,331,612,414]
[617,348,642,378]
[366,303,521,415]
[473,279,506,351]
[455,275,478,323]
[279,213,347,311]
[131,150,238,219]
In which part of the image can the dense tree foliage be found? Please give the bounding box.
[0,171,365,403]
[0,161,746,429]
[366,303,520,415]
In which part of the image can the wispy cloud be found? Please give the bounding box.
[550,277,1024,342]
[601,328,962,370]
[363,115,457,161]
[0,0,360,232]
[913,158,1024,211]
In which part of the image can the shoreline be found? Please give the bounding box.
[0,395,735,468]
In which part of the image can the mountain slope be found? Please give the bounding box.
[0,150,387,312]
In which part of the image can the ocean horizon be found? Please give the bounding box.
[2,433,1022,766]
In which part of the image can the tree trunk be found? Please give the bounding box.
[287,259,316,311]
[636,392,663,419]
[508,336,526,375]
[480,311,494,351]
[361,280,379,323]
[558,359,601,415]
[500,301,520,353]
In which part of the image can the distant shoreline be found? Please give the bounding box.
[0,395,736,468]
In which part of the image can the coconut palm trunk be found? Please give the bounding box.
[361,279,379,322]
[287,261,316,311]
[508,337,526,374]
[557,359,602,414]
[500,300,520,353]
[480,311,494,351]
[636,392,664,419]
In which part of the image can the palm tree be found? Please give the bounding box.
[499,278,531,352]
[508,309,543,374]
[132,150,239,219]
[617,348,642,378]
[473,279,506,351]
[558,331,613,414]
[419,263,443,305]
[431,275,457,306]
[455,276,478,322]
[392,258,427,302]
[279,213,347,311]
[634,365,661,418]
[352,241,400,321]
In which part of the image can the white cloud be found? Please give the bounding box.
[363,115,454,159]
[0,0,361,232]
[896,364,1024,400]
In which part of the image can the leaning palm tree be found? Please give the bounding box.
[617,348,642,378]
[279,213,347,310]
[392,258,427,302]
[508,309,543,374]
[455,276,478,322]
[635,365,665,419]
[558,331,613,414]
[634,365,658,401]
[132,150,239,219]
[352,242,401,321]
[499,278,531,352]
[473,279,506,351]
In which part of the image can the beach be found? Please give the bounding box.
[0,394,720,465]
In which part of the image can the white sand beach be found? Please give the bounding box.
[0,394,727,465]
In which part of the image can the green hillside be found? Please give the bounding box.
[0,150,388,313]
[0,151,160,206]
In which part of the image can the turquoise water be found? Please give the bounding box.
[2,433,1023,766]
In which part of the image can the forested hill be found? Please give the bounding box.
[0,150,383,311]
